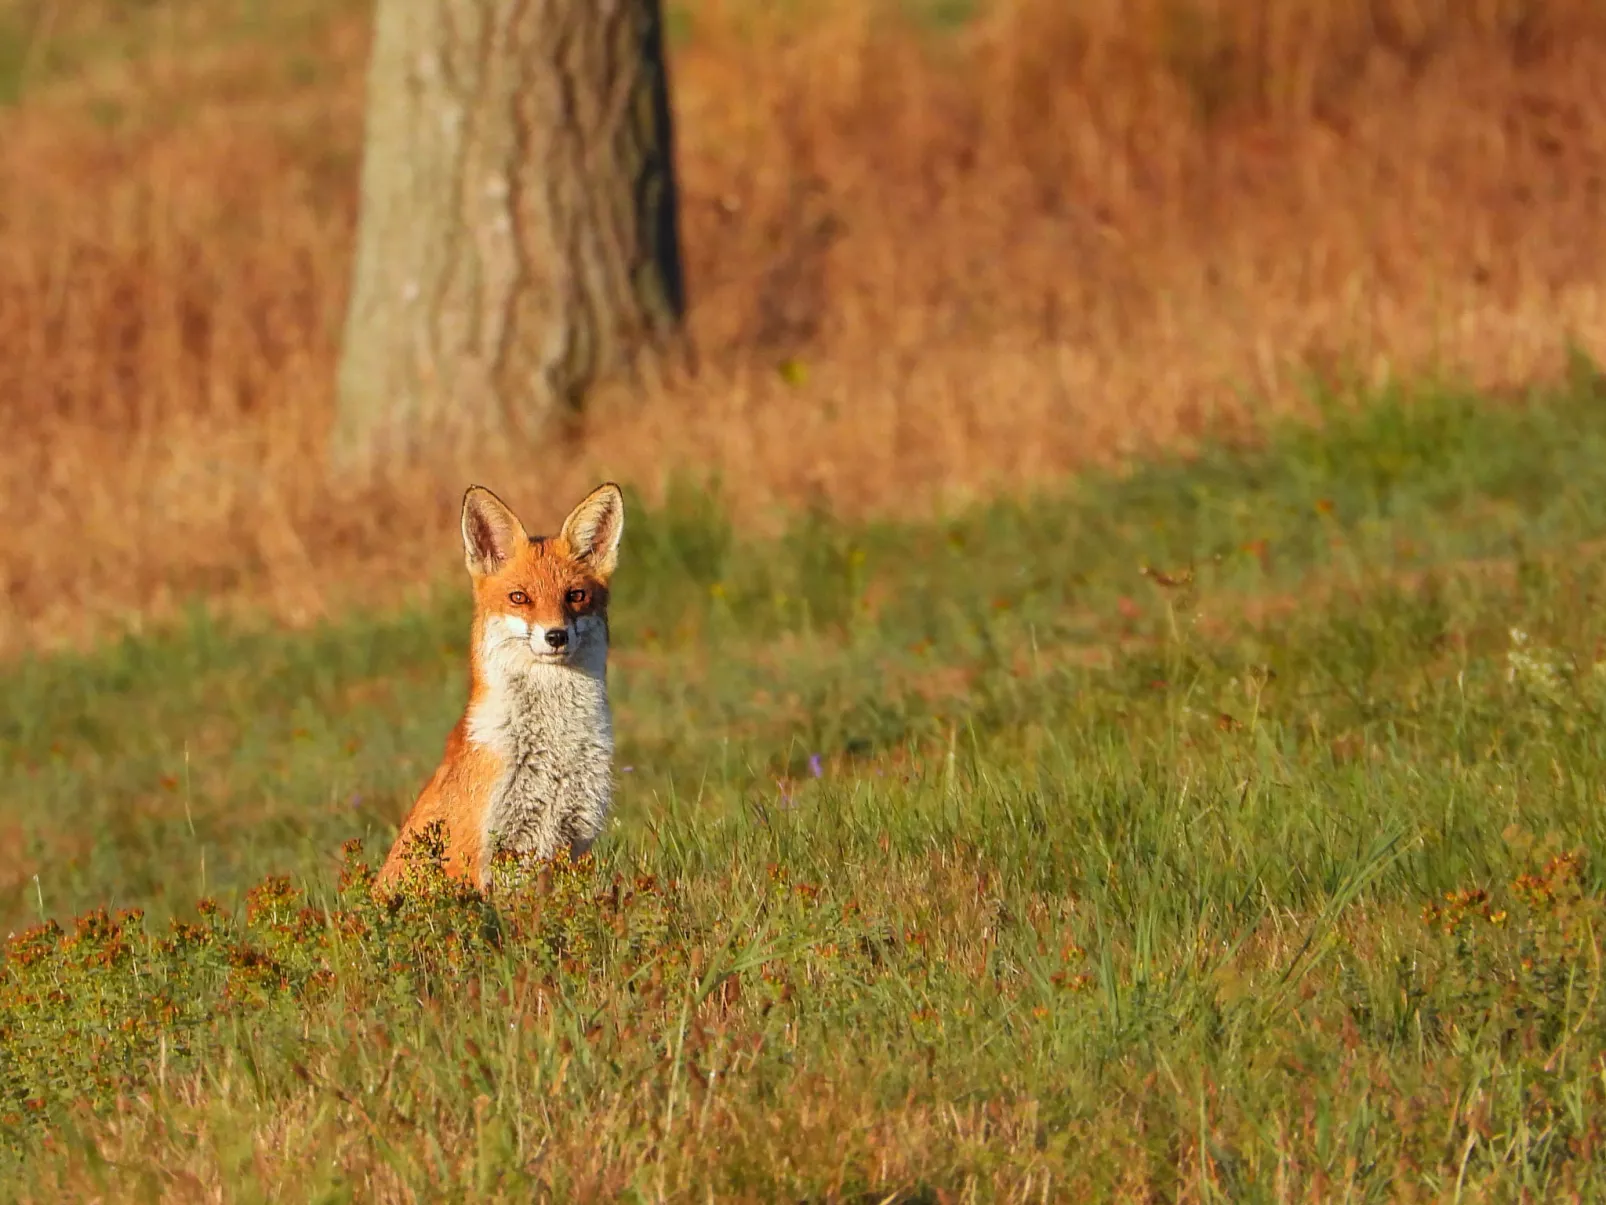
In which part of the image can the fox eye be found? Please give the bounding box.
[508,591,530,606]
[566,588,588,606]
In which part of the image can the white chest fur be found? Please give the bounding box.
[468,658,615,877]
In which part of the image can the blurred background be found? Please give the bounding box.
[2,0,1602,653]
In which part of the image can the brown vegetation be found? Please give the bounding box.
[2,0,1605,652]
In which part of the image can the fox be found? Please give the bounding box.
[375,481,625,896]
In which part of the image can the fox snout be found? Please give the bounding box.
[507,616,573,658]
[526,619,575,656]
[502,613,606,664]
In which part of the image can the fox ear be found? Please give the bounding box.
[461,486,527,577]
[559,482,625,578]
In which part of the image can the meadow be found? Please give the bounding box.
[6,0,1606,1199]
[6,378,1606,1199]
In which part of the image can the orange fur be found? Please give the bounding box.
[375,483,623,896]
[377,722,498,885]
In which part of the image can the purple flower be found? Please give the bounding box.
[620,766,635,774]
[808,753,824,779]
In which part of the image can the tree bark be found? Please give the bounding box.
[333,0,686,470]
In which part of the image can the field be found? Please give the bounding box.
[6,0,1606,1199]
[6,380,1606,1199]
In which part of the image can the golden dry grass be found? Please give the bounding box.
[3,0,1606,653]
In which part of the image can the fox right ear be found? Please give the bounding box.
[559,482,625,579]
[461,486,527,576]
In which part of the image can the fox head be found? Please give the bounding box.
[460,482,625,677]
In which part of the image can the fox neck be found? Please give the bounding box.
[463,615,615,881]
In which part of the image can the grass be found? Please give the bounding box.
[6,2,1606,1196]
[6,379,1606,1198]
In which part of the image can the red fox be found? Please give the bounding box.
[376,482,625,895]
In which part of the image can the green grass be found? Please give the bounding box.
[0,0,359,105]
[6,375,1606,1199]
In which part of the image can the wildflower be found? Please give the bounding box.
[1506,627,1565,701]
[808,753,824,779]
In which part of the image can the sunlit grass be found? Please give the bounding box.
[5,379,1606,1199]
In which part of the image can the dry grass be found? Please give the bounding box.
[3,0,1606,653]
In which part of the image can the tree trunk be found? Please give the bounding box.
[333,0,686,470]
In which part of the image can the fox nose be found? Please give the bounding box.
[544,627,569,650]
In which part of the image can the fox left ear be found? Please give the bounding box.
[461,485,528,577]
[560,482,625,578]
